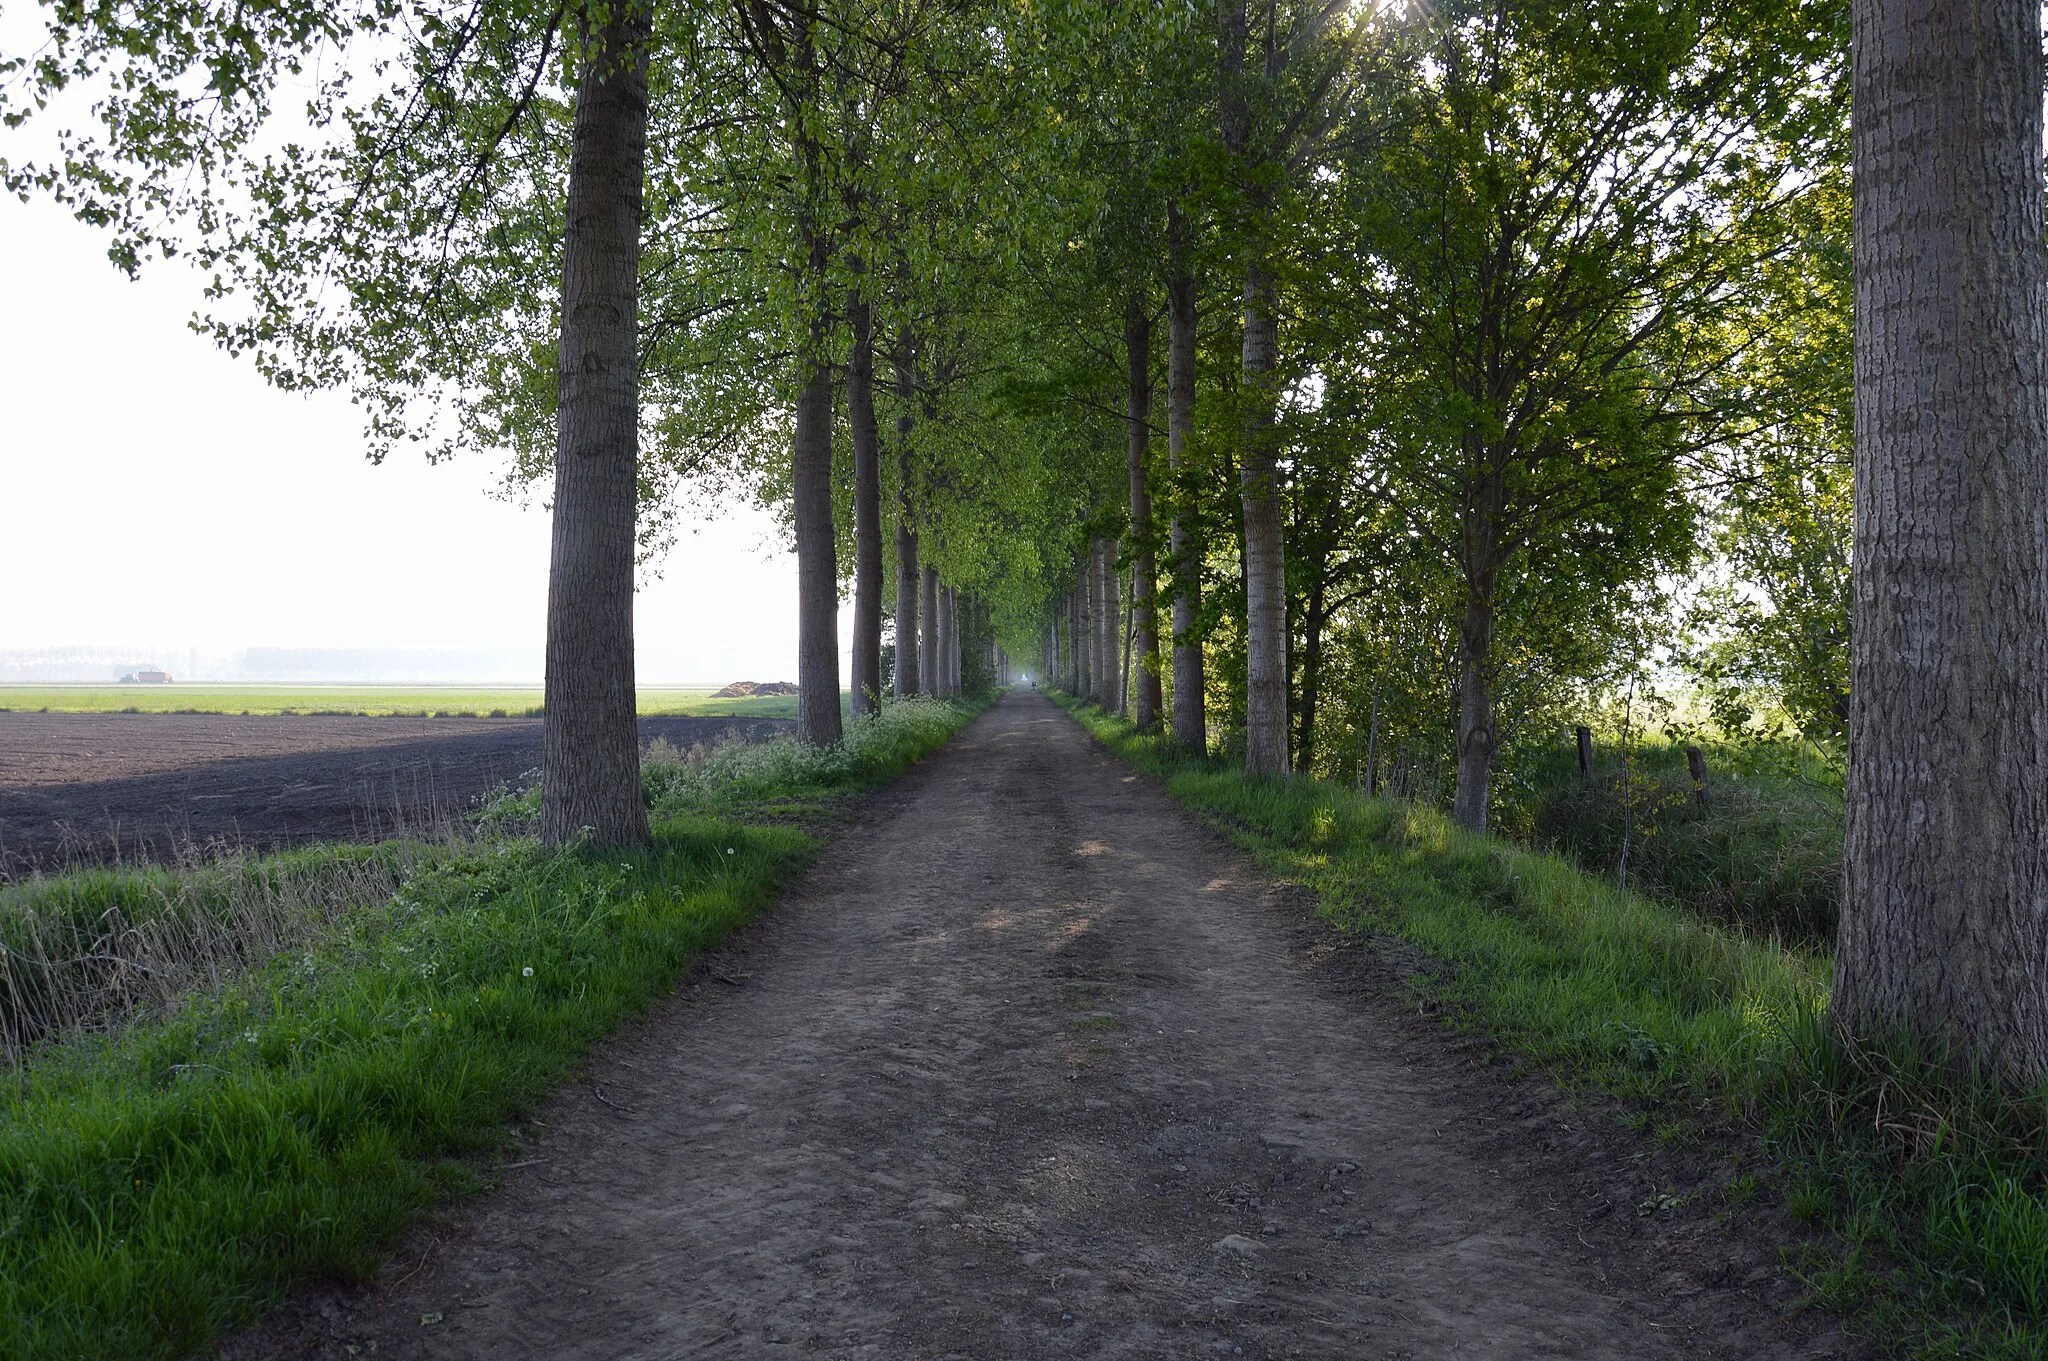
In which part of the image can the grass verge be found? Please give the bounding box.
[1055,693,2048,1361]
[0,696,980,1360]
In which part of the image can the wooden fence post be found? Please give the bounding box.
[1685,745,1710,807]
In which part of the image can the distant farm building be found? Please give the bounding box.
[119,669,173,684]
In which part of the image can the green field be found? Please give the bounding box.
[0,686,799,720]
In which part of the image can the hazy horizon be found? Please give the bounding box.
[0,196,847,685]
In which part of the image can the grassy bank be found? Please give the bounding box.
[1056,695,2048,1360]
[0,697,977,1359]
[0,685,802,719]
[1520,735,1844,944]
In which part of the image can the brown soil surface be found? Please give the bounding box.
[223,690,1862,1359]
[0,713,790,878]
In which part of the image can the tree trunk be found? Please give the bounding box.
[892,336,920,699]
[847,285,883,718]
[1297,576,1327,773]
[920,564,940,696]
[1239,263,1289,777]
[1366,665,1383,794]
[1451,563,1500,831]
[1073,586,1082,693]
[1094,538,1120,709]
[1118,569,1135,718]
[792,339,843,745]
[541,3,652,849]
[936,585,953,697]
[1076,557,1093,698]
[1091,541,1107,705]
[1127,294,1163,732]
[1220,0,1288,778]
[1837,0,2048,1082]
[1167,200,1207,749]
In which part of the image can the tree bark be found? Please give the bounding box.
[1094,538,1120,709]
[1076,556,1093,698]
[792,340,843,745]
[1451,463,1507,829]
[892,334,920,699]
[1297,574,1327,773]
[1090,541,1107,705]
[1220,0,1289,778]
[1837,0,2048,1082]
[847,284,883,718]
[1073,581,1089,691]
[1239,263,1290,777]
[1118,569,1135,718]
[920,563,940,696]
[541,2,652,849]
[1167,200,1207,749]
[1451,557,1501,831]
[1127,294,1163,731]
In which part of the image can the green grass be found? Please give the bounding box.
[0,686,802,719]
[1055,693,2048,1360]
[0,696,979,1359]
[1519,736,1844,944]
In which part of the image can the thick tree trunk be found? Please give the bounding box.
[792,343,843,745]
[1219,0,1288,778]
[1451,566,1499,832]
[1451,467,1506,828]
[892,338,920,699]
[1837,0,2048,1081]
[541,4,652,849]
[1167,201,1206,749]
[937,585,954,697]
[1127,295,1163,732]
[847,286,883,718]
[1239,263,1290,777]
[920,564,940,696]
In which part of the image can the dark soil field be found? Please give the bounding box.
[0,712,791,878]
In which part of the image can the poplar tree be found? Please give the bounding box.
[1836,0,2048,1082]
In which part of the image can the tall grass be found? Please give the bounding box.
[474,695,972,827]
[0,844,454,1061]
[1056,694,2048,1360]
[1524,737,1844,943]
[0,696,980,1359]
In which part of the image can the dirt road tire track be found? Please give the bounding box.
[225,689,1856,1359]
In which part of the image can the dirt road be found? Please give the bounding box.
[0,713,789,877]
[231,689,1853,1359]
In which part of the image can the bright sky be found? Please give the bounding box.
[0,196,839,685]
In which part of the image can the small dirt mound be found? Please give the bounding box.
[709,681,799,698]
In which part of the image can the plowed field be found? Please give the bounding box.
[0,712,790,877]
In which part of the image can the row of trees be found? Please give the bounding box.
[8,0,2047,1083]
